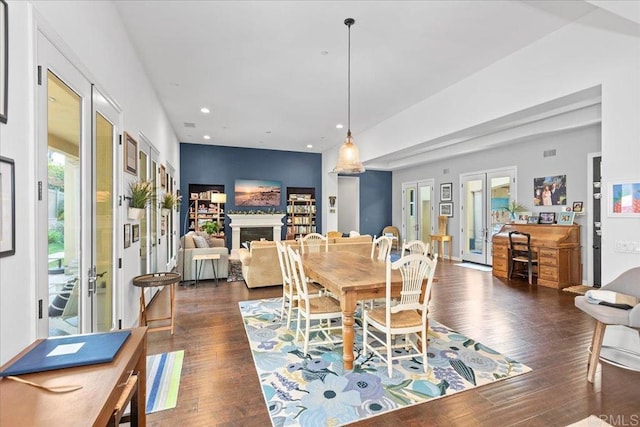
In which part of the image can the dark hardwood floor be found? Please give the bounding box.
[145,262,640,426]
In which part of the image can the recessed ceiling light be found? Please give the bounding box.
[266,130,272,134]
[336,124,344,129]
[200,107,210,114]
[307,144,313,148]
[320,51,329,55]
[203,135,211,140]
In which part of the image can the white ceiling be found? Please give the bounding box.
[113,1,612,167]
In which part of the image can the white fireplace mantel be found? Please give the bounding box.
[227,214,285,254]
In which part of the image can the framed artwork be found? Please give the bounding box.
[159,164,166,189]
[0,1,7,124]
[161,216,166,236]
[572,201,584,213]
[123,132,138,175]
[124,223,131,249]
[440,183,452,201]
[608,180,640,217]
[527,216,539,224]
[0,156,15,257]
[439,202,453,217]
[533,175,567,206]
[539,212,556,224]
[557,211,575,225]
[234,179,281,206]
[132,224,140,243]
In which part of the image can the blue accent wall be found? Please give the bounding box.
[358,170,393,237]
[179,144,322,245]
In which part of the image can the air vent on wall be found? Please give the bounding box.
[443,168,450,175]
[184,122,196,128]
[543,149,557,158]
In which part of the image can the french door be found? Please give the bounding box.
[460,168,516,265]
[402,180,434,245]
[37,33,118,336]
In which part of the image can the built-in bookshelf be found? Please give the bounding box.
[187,184,225,234]
[286,187,316,239]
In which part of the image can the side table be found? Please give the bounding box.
[192,253,220,287]
[132,272,180,334]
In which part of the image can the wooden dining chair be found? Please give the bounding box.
[382,226,400,252]
[363,253,438,377]
[326,231,343,240]
[275,241,321,330]
[508,231,538,285]
[429,215,452,261]
[402,239,430,257]
[287,246,342,355]
[299,233,328,254]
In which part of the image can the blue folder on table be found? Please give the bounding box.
[0,330,131,377]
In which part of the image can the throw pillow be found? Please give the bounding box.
[192,235,209,248]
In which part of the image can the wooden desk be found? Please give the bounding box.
[0,327,147,426]
[492,224,581,288]
[302,252,403,370]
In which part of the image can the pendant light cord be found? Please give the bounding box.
[346,18,354,135]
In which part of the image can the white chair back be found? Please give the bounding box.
[300,233,328,254]
[402,240,430,257]
[371,235,393,262]
[287,246,312,303]
[388,253,438,319]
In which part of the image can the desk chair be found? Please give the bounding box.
[430,216,452,261]
[363,253,438,377]
[508,231,538,285]
[382,226,400,252]
[574,267,640,383]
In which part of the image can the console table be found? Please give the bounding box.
[0,327,147,426]
[492,223,581,289]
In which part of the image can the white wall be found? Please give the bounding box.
[0,1,180,364]
[323,7,640,283]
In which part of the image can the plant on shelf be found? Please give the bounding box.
[200,221,220,236]
[161,192,181,213]
[503,200,527,222]
[127,180,154,220]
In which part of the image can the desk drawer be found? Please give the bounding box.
[539,265,558,280]
[539,248,557,258]
[493,258,507,271]
[539,256,558,267]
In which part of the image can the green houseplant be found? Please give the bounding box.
[200,221,220,236]
[161,192,181,214]
[128,180,154,220]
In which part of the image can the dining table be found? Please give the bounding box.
[301,251,405,370]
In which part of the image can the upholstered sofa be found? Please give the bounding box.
[177,232,229,281]
[237,235,373,288]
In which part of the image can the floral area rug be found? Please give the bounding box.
[239,298,531,427]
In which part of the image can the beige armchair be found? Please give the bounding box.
[177,232,229,281]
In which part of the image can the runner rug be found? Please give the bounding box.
[146,350,184,414]
[239,298,531,426]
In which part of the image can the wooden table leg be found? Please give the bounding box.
[139,290,146,326]
[170,283,175,335]
[341,293,357,370]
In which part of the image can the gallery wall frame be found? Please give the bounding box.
[0,156,15,257]
[440,183,452,201]
[132,224,140,243]
[123,132,137,175]
[0,0,7,124]
[533,175,566,206]
[608,180,640,217]
[124,223,131,249]
[439,202,453,217]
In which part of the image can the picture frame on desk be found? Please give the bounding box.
[527,216,539,224]
[557,211,575,225]
[539,212,556,224]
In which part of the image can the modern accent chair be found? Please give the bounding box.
[275,241,320,330]
[508,231,538,285]
[287,246,342,355]
[363,253,438,377]
[299,232,328,254]
[402,240,430,257]
[574,267,640,383]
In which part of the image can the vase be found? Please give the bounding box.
[128,207,145,220]
[161,208,170,216]
[509,212,516,222]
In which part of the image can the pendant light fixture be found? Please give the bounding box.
[332,18,365,174]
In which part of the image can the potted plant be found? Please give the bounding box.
[504,200,526,222]
[200,221,220,236]
[161,192,181,215]
[127,180,154,220]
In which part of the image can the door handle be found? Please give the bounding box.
[88,266,97,296]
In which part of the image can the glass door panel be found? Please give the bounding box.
[139,149,148,274]
[151,160,158,272]
[462,174,485,264]
[402,183,417,243]
[46,71,82,336]
[418,181,433,242]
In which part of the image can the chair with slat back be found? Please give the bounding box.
[508,231,538,285]
[371,236,394,262]
[402,240,430,257]
[299,233,328,254]
[382,226,400,252]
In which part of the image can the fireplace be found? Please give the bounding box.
[240,227,273,243]
[227,214,285,255]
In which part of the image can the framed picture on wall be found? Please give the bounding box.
[132,224,140,243]
[159,164,166,189]
[608,180,640,217]
[124,223,131,249]
[439,202,453,217]
[123,132,138,175]
[440,183,452,201]
[0,156,15,257]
